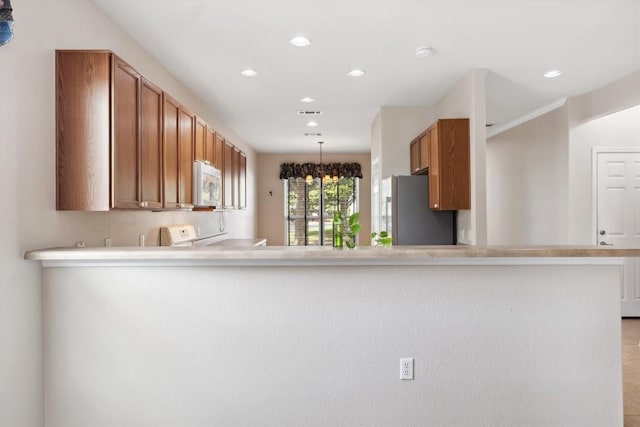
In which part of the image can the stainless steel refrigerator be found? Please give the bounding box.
[381,175,456,245]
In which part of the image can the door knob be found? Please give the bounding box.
[599,241,613,246]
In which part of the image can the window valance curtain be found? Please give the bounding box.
[279,162,363,180]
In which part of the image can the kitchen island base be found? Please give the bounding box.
[42,260,623,426]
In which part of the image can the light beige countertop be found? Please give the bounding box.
[23,245,640,267]
[207,238,267,247]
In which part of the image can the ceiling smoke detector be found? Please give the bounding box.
[415,47,434,58]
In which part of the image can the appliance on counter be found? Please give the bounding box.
[160,225,228,246]
[193,161,222,208]
[381,175,456,245]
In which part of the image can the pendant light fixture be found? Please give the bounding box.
[305,141,334,184]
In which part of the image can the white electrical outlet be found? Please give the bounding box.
[400,357,414,380]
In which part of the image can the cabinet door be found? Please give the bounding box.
[162,93,180,208]
[232,147,241,209]
[223,140,234,209]
[194,117,206,162]
[113,57,141,209]
[205,126,215,166]
[214,133,224,170]
[56,50,111,211]
[179,107,195,206]
[410,138,421,175]
[419,132,430,171]
[140,78,163,209]
[428,124,440,209]
[438,119,470,210]
[238,151,247,209]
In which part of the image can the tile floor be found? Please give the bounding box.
[623,319,640,427]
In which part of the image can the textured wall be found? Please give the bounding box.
[44,263,622,426]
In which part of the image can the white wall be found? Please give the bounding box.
[486,106,570,245]
[0,0,257,424]
[257,153,371,246]
[435,70,487,245]
[568,104,640,244]
[485,72,639,247]
[370,106,435,233]
[44,262,623,426]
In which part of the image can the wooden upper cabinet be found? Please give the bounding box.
[419,132,430,171]
[205,126,215,166]
[213,133,224,170]
[56,51,166,210]
[56,50,244,212]
[427,118,470,210]
[410,138,421,175]
[162,93,181,208]
[139,78,163,209]
[179,107,195,207]
[56,50,111,211]
[194,117,206,162]
[232,148,241,209]
[410,131,429,175]
[223,140,234,209]
[238,151,247,209]
[112,57,141,209]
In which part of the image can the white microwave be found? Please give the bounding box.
[193,161,222,207]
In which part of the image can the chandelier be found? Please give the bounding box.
[306,141,339,184]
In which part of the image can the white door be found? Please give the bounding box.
[596,151,640,317]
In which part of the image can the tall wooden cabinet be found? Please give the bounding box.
[56,50,111,210]
[426,118,470,210]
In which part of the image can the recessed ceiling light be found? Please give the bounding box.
[300,97,315,103]
[347,69,365,77]
[306,121,319,127]
[544,70,562,78]
[240,69,258,77]
[290,36,311,47]
[415,46,435,58]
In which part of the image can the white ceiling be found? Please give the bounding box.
[91,0,640,153]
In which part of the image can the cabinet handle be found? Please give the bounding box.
[434,203,439,209]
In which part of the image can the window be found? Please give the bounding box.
[285,177,359,246]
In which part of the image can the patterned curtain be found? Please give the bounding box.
[279,162,363,180]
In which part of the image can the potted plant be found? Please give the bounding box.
[333,211,361,249]
[371,231,393,248]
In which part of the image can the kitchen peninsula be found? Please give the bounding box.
[26,245,638,426]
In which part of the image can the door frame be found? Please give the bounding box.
[591,147,640,245]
